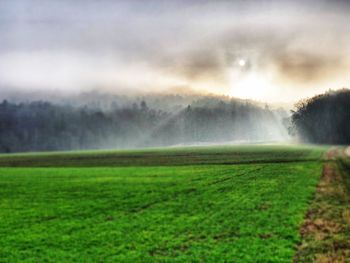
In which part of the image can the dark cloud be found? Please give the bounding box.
[155,48,227,83]
[273,51,344,84]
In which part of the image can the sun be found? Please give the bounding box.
[238,59,246,67]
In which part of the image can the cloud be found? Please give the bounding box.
[273,51,346,84]
[1,0,350,101]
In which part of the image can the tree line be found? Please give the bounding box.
[1,88,348,153]
[0,98,288,153]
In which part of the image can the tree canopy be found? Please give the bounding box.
[291,89,350,144]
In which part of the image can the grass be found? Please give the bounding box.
[0,145,326,262]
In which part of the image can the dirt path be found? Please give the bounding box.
[294,147,350,262]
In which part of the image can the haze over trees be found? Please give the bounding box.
[0,95,288,153]
[291,88,350,144]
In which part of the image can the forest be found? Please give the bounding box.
[0,96,288,153]
[0,89,348,153]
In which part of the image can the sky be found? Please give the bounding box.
[0,0,350,103]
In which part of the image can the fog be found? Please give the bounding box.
[0,92,291,152]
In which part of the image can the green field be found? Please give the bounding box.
[0,145,326,262]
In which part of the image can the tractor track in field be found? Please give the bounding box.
[0,157,320,168]
[130,166,264,213]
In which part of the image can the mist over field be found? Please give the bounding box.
[0,91,290,153]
